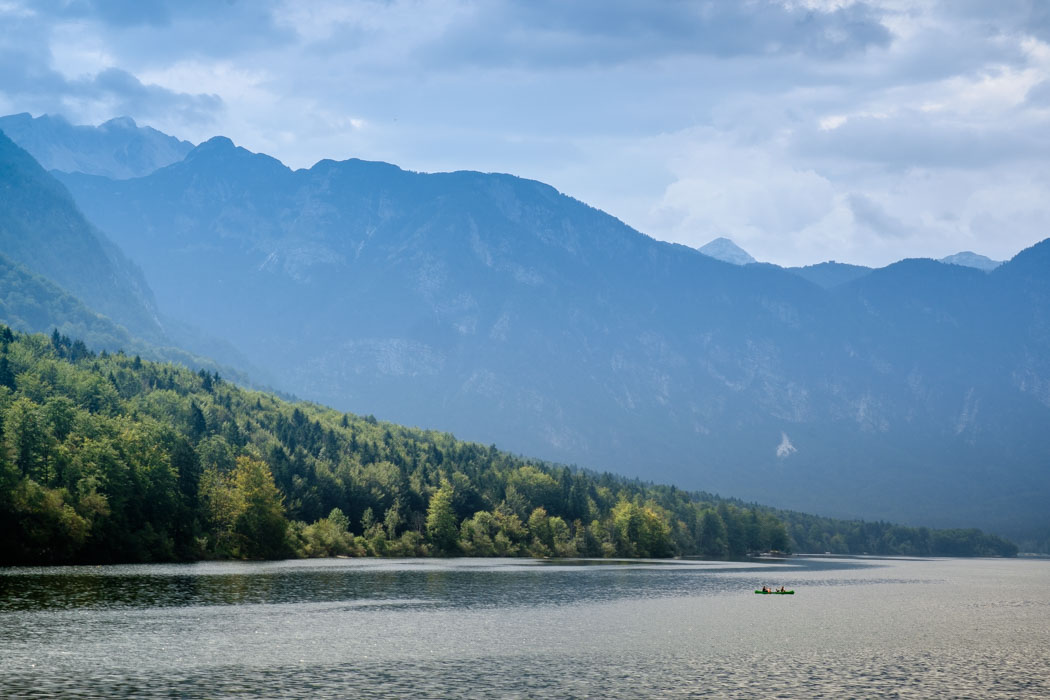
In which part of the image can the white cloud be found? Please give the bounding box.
[819,114,848,130]
[49,22,117,79]
[2,0,1050,266]
[776,432,797,458]
[645,130,839,259]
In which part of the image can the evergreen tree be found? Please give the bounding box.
[699,510,728,558]
[0,355,15,390]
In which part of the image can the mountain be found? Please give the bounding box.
[697,237,757,265]
[0,252,256,378]
[788,261,872,288]
[0,252,142,350]
[940,251,1003,271]
[55,135,1050,547]
[0,129,164,341]
[56,137,833,474]
[0,129,264,382]
[0,113,193,179]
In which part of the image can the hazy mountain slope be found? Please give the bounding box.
[0,252,258,378]
[991,239,1050,414]
[0,131,270,385]
[0,252,140,349]
[788,261,873,288]
[57,137,1050,544]
[0,113,193,179]
[940,251,1002,271]
[0,130,165,342]
[58,138,837,460]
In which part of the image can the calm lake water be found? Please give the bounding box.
[2,556,1049,698]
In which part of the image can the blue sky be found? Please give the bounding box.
[2,0,1049,266]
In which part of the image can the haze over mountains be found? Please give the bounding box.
[699,238,1002,281]
[0,130,162,341]
[0,129,257,379]
[2,115,1048,548]
[0,113,193,180]
[938,251,1003,272]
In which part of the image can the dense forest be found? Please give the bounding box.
[0,327,1017,565]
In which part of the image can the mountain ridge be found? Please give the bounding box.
[940,250,1003,271]
[0,129,164,341]
[0,130,272,385]
[0,112,194,179]
[50,132,1050,548]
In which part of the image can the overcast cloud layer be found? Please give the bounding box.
[2,0,1049,266]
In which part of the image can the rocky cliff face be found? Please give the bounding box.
[55,136,1050,542]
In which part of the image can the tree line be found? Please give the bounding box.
[0,327,1017,565]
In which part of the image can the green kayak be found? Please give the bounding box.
[754,590,794,594]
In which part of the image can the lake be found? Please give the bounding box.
[2,556,1048,698]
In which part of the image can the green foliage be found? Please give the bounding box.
[295,508,361,558]
[426,481,459,554]
[0,326,1019,564]
[698,509,728,558]
[777,511,1018,558]
[231,456,290,559]
[608,499,674,558]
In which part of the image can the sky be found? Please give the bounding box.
[1,0,1049,267]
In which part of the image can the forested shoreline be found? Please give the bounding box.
[0,327,1017,565]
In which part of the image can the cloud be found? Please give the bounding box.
[45,0,174,27]
[0,2,224,125]
[847,193,906,238]
[89,67,222,123]
[2,0,1049,268]
[796,110,1050,169]
[33,0,276,28]
[936,0,1050,44]
[0,52,222,126]
[1026,78,1050,105]
[417,0,892,69]
[649,130,839,255]
[26,0,293,63]
[776,432,797,458]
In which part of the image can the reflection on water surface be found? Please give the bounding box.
[2,556,1048,698]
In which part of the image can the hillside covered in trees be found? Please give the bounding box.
[0,327,1018,565]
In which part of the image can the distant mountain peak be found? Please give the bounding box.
[0,112,193,179]
[182,136,290,175]
[698,237,757,265]
[100,116,138,130]
[202,135,235,148]
[939,251,1002,272]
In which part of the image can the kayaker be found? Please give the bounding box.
[762,585,770,593]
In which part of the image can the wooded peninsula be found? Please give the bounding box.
[0,327,1017,565]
